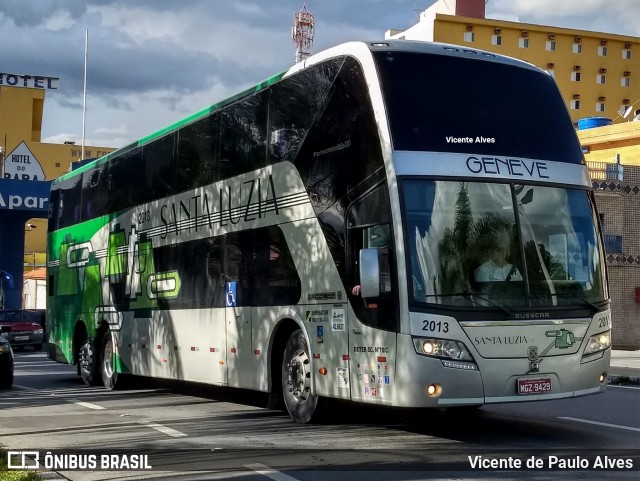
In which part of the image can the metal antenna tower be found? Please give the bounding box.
[292,2,314,63]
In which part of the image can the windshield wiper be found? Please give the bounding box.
[424,292,515,316]
[554,295,609,312]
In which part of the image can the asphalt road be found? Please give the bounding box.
[0,350,638,481]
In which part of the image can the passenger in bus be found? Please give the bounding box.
[474,229,522,282]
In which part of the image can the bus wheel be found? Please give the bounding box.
[100,333,119,390]
[282,329,319,423]
[79,337,100,386]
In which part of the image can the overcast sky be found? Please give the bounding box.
[1,0,639,149]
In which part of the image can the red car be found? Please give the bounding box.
[0,309,45,351]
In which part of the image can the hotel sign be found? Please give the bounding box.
[3,142,46,181]
[0,72,59,90]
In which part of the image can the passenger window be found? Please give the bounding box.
[81,162,109,221]
[176,115,218,191]
[219,91,268,179]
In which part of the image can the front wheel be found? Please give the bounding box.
[282,329,319,424]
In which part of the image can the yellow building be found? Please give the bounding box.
[386,0,640,126]
[578,120,640,167]
[0,75,116,272]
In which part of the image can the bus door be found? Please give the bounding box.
[222,232,254,389]
[346,186,397,405]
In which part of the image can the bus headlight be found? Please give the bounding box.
[413,337,473,361]
[583,330,611,355]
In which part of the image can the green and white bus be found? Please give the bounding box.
[47,41,611,423]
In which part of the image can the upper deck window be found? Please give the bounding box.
[373,51,583,164]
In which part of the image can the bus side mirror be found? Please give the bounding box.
[359,248,380,298]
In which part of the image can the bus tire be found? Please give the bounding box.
[79,336,100,386]
[100,332,120,390]
[282,329,319,424]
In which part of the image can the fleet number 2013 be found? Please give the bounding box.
[422,320,449,333]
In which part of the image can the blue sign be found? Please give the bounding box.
[225,281,237,307]
[0,179,51,213]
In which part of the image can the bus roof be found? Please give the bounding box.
[53,40,542,186]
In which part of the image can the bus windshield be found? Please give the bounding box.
[402,180,608,310]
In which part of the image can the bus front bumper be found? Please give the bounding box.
[393,334,610,408]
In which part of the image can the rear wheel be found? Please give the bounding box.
[79,336,100,386]
[282,329,319,423]
[100,333,121,390]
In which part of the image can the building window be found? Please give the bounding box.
[464,31,474,42]
[598,45,608,56]
[570,100,581,110]
[571,71,581,82]
[621,77,631,87]
[573,43,582,54]
[623,49,632,59]
[546,40,556,51]
[596,102,606,112]
[491,34,502,46]
[596,74,606,84]
[604,234,622,254]
[519,38,529,48]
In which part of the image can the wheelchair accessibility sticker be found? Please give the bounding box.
[225,281,237,307]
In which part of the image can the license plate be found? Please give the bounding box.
[517,378,551,395]
[14,335,29,341]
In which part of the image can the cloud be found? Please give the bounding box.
[2,0,636,150]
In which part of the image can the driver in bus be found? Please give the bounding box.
[474,228,522,282]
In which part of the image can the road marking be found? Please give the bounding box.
[245,463,301,481]
[73,401,106,410]
[12,384,37,391]
[140,421,188,438]
[559,416,640,432]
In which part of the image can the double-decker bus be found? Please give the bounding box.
[47,40,611,423]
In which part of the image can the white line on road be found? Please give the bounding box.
[12,384,37,391]
[245,463,301,481]
[559,416,640,432]
[140,421,188,438]
[12,385,106,410]
[73,400,106,410]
